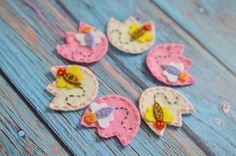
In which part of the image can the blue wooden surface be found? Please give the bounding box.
[0,75,68,155]
[153,0,236,74]
[0,0,235,155]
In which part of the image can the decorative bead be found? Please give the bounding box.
[143,23,152,31]
[85,112,97,123]
[155,120,165,130]
[57,67,67,76]
[81,27,92,33]
[179,71,189,81]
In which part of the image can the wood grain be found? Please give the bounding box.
[153,0,236,75]
[57,0,236,155]
[0,0,205,155]
[0,0,235,155]
[0,74,69,155]
[1,1,208,155]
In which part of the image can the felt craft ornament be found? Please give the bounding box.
[107,17,155,54]
[47,65,99,111]
[81,95,141,146]
[56,22,108,63]
[147,44,195,86]
[139,87,195,136]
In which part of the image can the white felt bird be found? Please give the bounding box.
[75,31,102,48]
[87,103,115,128]
[162,62,184,82]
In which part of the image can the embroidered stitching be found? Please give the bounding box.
[110,29,129,45]
[115,107,132,130]
[65,87,86,106]
[154,92,179,105]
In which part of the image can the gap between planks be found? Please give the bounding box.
[2,0,225,155]
[53,0,216,155]
[149,0,236,78]
[53,1,217,155]
[0,69,75,156]
[5,0,216,155]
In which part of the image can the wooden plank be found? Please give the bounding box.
[0,0,205,155]
[0,2,121,155]
[153,0,236,75]
[52,0,236,155]
[0,0,207,155]
[0,0,235,155]
[0,75,69,155]
[2,0,236,155]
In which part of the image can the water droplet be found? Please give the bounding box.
[214,118,222,126]
[18,130,25,137]
[222,101,231,114]
[198,7,205,13]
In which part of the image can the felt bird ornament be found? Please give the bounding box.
[107,16,155,54]
[81,95,141,146]
[139,87,195,135]
[75,29,102,49]
[147,44,195,86]
[85,103,115,128]
[47,65,99,111]
[56,22,108,63]
[162,62,189,82]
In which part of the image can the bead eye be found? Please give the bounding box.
[143,23,152,31]
[57,68,67,76]
[155,120,165,130]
